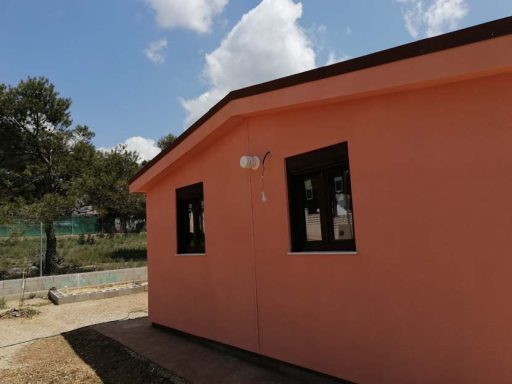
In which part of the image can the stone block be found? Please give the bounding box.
[74,293,90,302]
[89,292,105,301]
[117,288,132,296]
[131,285,145,294]
[104,290,120,299]
[59,295,76,305]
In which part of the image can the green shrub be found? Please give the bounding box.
[1,233,147,278]
[86,234,95,245]
[77,234,86,245]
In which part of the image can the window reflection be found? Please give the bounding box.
[176,182,205,254]
[331,170,354,240]
[188,203,194,232]
[303,175,322,241]
[198,200,205,249]
[286,141,356,252]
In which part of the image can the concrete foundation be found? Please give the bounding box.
[0,267,147,300]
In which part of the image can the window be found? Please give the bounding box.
[176,182,205,254]
[286,142,356,252]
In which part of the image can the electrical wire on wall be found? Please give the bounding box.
[261,151,271,202]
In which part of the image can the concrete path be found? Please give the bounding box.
[94,317,310,384]
[0,292,148,350]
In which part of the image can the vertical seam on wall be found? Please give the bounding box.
[247,119,261,352]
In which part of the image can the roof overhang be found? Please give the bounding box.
[130,16,512,193]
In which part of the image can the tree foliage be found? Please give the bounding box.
[1,77,147,274]
[0,78,109,273]
[83,147,145,233]
[0,78,96,211]
[157,133,177,150]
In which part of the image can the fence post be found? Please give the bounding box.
[40,222,43,277]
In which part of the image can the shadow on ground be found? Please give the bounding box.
[108,248,147,261]
[62,327,187,384]
[59,317,351,384]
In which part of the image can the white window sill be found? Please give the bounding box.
[175,253,206,257]
[287,251,357,256]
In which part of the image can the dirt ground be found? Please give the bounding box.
[0,292,173,383]
[0,328,184,384]
[0,292,147,349]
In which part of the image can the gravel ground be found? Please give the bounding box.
[0,328,182,383]
[0,292,147,349]
[0,292,148,376]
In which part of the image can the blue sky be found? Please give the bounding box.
[1,0,510,161]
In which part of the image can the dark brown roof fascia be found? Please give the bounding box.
[130,16,512,186]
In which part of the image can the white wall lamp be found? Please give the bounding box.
[239,155,260,170]
[240,152,271,203]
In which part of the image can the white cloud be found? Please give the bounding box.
[396,0,468,38]
[397,0,424,37]
[316,24,327,34]
[146,0,229,33]
[99,136,161,163]
[325,51,351,66]
[424,0,469,37]
[181,0,316,127]
[144,38,168,64]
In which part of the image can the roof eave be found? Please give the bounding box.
[129,16,512,191]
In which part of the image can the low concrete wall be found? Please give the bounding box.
[0,267,147,300]
[49,282,148,305]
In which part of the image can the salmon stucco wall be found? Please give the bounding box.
[146,124,260,352]
[145,70,512,383]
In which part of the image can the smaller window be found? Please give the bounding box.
[176,182,205,254]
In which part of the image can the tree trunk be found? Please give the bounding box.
[44,221,60,275]
[119,217,127,233]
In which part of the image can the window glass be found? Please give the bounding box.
[198,200,205,249]
[303,174,322,241]
[330,169,354,241]
[286,142,356,252]
[176,183,205,254]
[187,203,195,248]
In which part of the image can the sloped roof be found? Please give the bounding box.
[130,16,512,190]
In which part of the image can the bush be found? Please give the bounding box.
[1,233,147,278]
[0,297,6,310]
[77,234,86,245]
[86,234,95,245]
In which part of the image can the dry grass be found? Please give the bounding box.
[0,307,40,319]
[0,329,179,384]
[0,233,147,280]
[0,335,100,384]
[0,293,164,384]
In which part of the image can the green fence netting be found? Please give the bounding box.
[0,216,99,237]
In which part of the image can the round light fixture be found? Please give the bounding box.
[240,155,260,170]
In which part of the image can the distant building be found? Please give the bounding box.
[72,205,98,216]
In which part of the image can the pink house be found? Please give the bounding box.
[130,17,512,383]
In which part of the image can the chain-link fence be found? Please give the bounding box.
[0,216,99,238]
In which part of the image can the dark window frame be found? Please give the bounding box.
[286,142,356,253]
[176,182,205,254]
